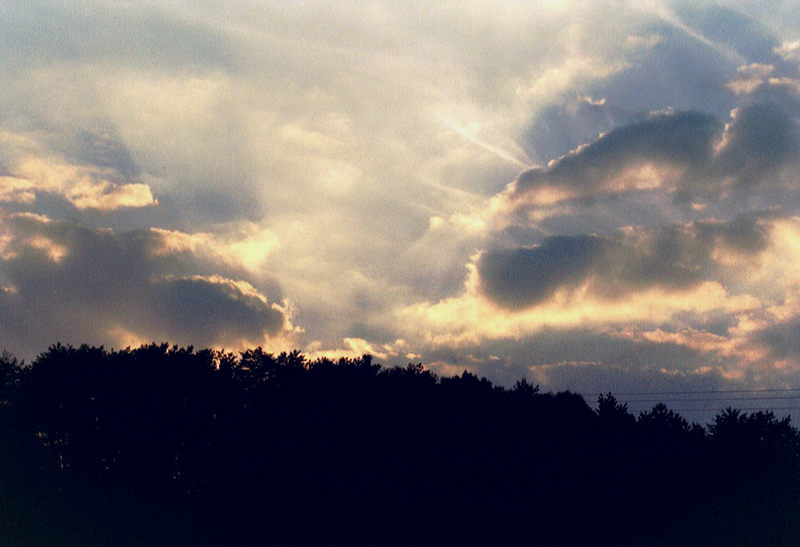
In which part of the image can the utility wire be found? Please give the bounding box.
[638,407,800,413]
[578,388,800,414]
[580,387,800,397]
[612,395,800,403]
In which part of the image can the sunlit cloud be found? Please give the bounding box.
[305,337,418,363]
[774,39,800,61]
[726,63,775,95]
[0,130,156,211]
[400,275,756,349]
[400,211,800,393]
[3,0,800,404]
[151,222,279,274]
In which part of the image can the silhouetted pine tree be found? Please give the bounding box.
[1,343,799,546]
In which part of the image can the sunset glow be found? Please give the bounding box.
[2,1,800,411]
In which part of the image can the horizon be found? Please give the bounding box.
[6,340,800,426]
[3,2,800,423]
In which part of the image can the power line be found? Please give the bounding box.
[613,395,800,403]
[642,407,800,413]
[575,388,800,416]
[578,389,800,414]
[580,387,800,397]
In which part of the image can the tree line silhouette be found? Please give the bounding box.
[1,343,799,546]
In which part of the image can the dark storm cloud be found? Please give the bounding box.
[144,276,284,344]
[692,214,769,253]
[512,95,800,211]
[514,110,721,198]
[0,214,286,358]
[717,100,800,187]
[751,318,800,361]
[477,216,768,310]
[478,235,607,309]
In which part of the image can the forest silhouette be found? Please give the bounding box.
[1,343,799,546]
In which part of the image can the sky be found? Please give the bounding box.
[3,1,800,419]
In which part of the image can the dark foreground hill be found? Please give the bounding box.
[1,343,799,546]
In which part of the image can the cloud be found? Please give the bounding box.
[726,63,775,95]
[145,275,285,344]
[506,110,721,208]
[774,40,800,62]
[398,208,800,400]
[391,8,800,400]
[753,318,800,362]
[716,100,800,185]
[4,0,800,407]
[398,42,800,404]
[0,212,291,359]
[477,235,607,309]
[524,98,640,167]
[151,222,279,275]
[598,22,739,118]
[478,216,770,310]
[0,129,156,211]
[304,337,417,362]
[496,94,800,225]
[412,324,747,420]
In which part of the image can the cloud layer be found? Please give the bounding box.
[3,1,800,418]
